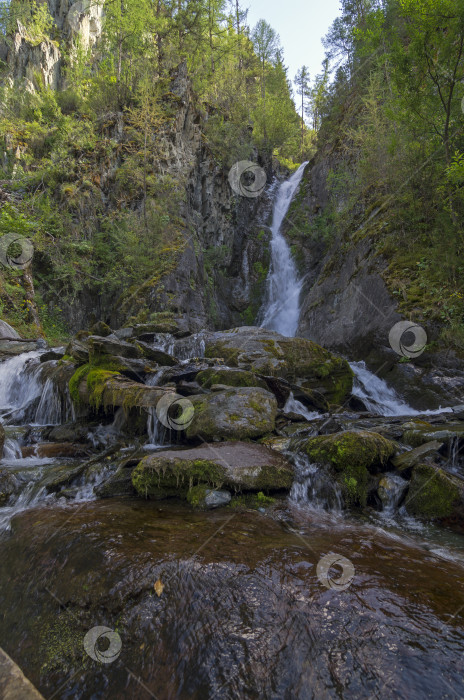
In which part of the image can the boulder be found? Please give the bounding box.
[402,421,464,448]
[0,320,20,339]
[65,338,90,363]
[95,465,136,498]
[186,387,277,441]
[196,367,268,390]
[0,339,37,356]
[88,335,142,360]
[132,441,294,499]
[405,464,464,526]
[204,327,353,404]
[298,430,396,506]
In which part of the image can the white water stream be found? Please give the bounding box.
[260,162,308,337]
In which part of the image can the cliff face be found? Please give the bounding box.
[0,4,273,335]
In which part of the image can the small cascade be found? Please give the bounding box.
[150,332,206,361]
[351,361,452,417]
[0,351,43,421]
[89,407,126,449]
[289,453,343,512]
[378,474,408,515]
[260,162,308,337]
[2,437,22,460]
[34,376,75,426]
[284,392,320,421]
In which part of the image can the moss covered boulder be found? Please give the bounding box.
[300,430,396,506]
[132,441,294,499]
[196,367,267,390]
[185,387,277,441]
[405,464,464,525]
[204,327,353,404]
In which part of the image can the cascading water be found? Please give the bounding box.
[0,351,43,420]
[351,361,452,417]
[260,162,308,337]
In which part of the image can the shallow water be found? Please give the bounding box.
[1,498,464,699]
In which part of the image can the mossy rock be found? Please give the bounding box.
[405,464,464,521]
[196,367,268,390]
[204,327,353,404]
[132,441,294,498]
[300,430,396,507]
[186,387,277,441]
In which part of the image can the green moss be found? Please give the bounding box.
[132,457,225,499]
[196,368,267,389]
[405,464,461,519]
[68,363,120,408]
[229,491,276,509]
[186,484,209,507]
[302,430,396,507]
[69,364,91,404]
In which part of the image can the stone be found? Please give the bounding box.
[132,441,294,498]
[299,430,396,507]
[0,422,4,454]
[204,327,353,404]
[95,466,136,499]
[0,647,45,699]
[391,440,444,476]
[89,321,112,336]
[0,320,20,339]
[65,338,90,363]
[40,350,64,363]
[405,464,464,525]
[21,443,90,459]
[185,387,278,441]
[0,469,19,505]
[88,335,142,360]
[186,486,232,509]
[377,474,408,511]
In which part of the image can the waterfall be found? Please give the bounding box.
[284,392,320,421]
[34,376,75,426]
[260,162,308,337]
[0,351,43,421]
[351,361,452,417]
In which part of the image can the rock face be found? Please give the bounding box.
[298,430,396,507]
[132,441,294,499]
[185,387,278,441]
[204,327,353,404]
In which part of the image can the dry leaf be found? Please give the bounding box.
[154,578,164,597]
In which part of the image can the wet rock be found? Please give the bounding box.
[133,341,178,365]
[196,367,268,390]
[186,486,232,509]
[132,441,294,498]
[405,464,464,526]
[65,338,90,363]
[186,387,277,441]
[0,339,37,357]
[318,417,342,435]
[402,422,464,448]
[47,422,90,444]
[204,327,353,404]
[21,442,91,459]
[259,435,292,453]
[0,468,19,504]
[39,350,64,363]
[298,430,396,507]
[378,474,408,511]
[95,466,136,498]
[392,440,444,477]
[88,335,143,360]
[0,422,4,454]
[113,327,134,340]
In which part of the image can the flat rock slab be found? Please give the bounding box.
[133,441,294,496]
[0,647,45,699]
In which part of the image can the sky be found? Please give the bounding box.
[246,0,342,95]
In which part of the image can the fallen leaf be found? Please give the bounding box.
[154,578,164,597]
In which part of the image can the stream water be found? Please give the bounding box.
[1,168,464,699]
